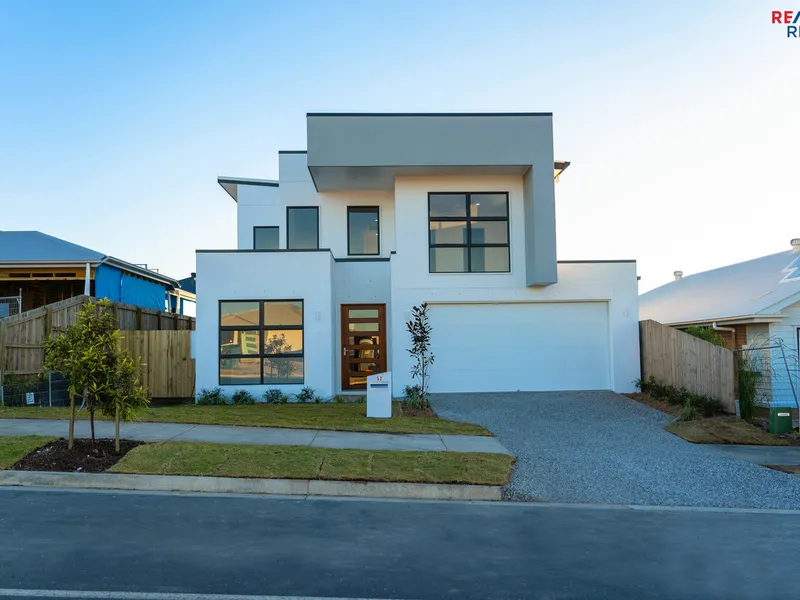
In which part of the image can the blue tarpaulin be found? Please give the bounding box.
[95,264,167,311]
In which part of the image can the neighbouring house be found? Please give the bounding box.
[0,230,185,315]
[639,240,800,408]
[170,273,197,317]
[195,112,640,399]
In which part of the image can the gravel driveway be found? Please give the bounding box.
[430,391,800,509]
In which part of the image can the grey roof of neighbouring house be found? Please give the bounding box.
[177,275,196,294]
[639,248,800,325]
[0,230,180,288]
[0,231,105,262]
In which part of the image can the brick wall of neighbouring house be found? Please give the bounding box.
[735,325,747,349]
[715,329,734,350]
[714,326,747,350]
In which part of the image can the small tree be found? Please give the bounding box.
[101,350,149,451]
[43,324,81,449]
[43,299,148,450]
[406,303,435,409]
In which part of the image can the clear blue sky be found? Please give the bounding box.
[1,0,796,291]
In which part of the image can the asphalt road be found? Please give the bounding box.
[1,489,799,600]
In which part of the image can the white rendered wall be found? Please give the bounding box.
[195,250,335,399]
[236,184,282,250]
[332,260,392,394]
[278,153,395,258]
[389,173,639,396]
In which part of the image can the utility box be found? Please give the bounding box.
[769,407,794,434]
[366,372,392,419]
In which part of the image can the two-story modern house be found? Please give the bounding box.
[195,113,640,399]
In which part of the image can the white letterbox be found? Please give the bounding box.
[366,372,392,418]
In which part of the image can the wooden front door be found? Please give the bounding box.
[341,304,387,390]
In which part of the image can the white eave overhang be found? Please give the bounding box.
[666,314,785,327]
[217,177,280,202]
[306,112,563,191]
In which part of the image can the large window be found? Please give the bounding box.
[347,206,380,255]
[428,192,510,273]
[219,300,304,385]
[287,207,319,250]
[253,226,279,250]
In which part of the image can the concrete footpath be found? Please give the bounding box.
[707,444,800,466]
[0,418,511,454]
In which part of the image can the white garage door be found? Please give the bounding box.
[427,302,611,393]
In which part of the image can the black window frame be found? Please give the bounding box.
[286,206,320,250]
[218,299,304,385]
[347,206,380,256]
[253,226,279,250]
[428,192,510,273]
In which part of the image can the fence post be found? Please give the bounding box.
[0,368,4,407]
[0,320,6,388]
[778,343,800,411]
[48,371,52,407]
[44,305,53,338]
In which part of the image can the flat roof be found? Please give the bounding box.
[217,176,279,201]
[307,112,553,117]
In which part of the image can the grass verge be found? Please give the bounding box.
[0,403,488,436]
[665,417,791,446]
[110,442,514,485]
[0,436,57,469]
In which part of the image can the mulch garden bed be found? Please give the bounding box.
[397,404,438,418]
[624,392,683,417]
[13,439,143,473]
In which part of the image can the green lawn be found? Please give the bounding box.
[0,436,56,469]
[666,417,793,446]
[0,403,489,436]
[110,441,514,485]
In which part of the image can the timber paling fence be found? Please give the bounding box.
[0,295,195,400]
[639,319,736,413]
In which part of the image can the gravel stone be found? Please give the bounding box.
[430,391,800,509]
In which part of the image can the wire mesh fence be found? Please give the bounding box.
[0,371,72,407]
[736,336,799,426]
[0,290,22,318]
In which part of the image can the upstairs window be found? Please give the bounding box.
[428,193,510,273]
[347,206,380,255]
[287,207,319,250]
[253,226,279,250]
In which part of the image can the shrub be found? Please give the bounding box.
[403,384,426,410]
[406,303,435,409]
[263,389,289,404]
[738,368,760,422]
[231,389,257,405]
[694,395,723,418]
[642,377,725,418]
[296,386,315,403]
[332,394,365,404]
[196,388,228,405]
[679,399,697,421]
[685,326,726,347]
